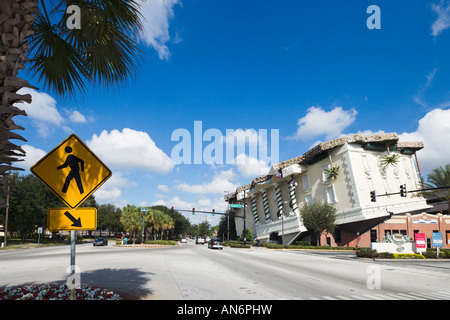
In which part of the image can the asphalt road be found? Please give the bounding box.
[1,239,450,300]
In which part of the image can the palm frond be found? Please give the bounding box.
[59,0,143,87]
[27,14,90,95]
[27,0,143,96]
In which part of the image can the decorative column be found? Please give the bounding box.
[251,195,260,225]
[274,183,284,219]
[261,189,271,222]
[288,178,299,216]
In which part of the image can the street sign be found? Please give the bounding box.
[432,232,443,248]
[415,233,426,249]
[31,134,112,209]
[47,207,97,232]
[230,204,242,208]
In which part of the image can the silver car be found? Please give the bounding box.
[195,236,205,244]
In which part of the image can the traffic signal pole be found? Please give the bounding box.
[370,185,450,201]
[172,208,245,219]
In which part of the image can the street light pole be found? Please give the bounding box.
[243,189,246,244]
[141,208,148,244]
[225,190,230,244]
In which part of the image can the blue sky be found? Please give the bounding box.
[15,0,450,225]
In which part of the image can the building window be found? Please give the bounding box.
[362,155,371,173]
[305,194,313,205]
[367,177,375,194]
[334,228,342,243]
[370,229,377,242]
[322,164,330,183]
[302,174,310,191]
[382,176,391,193]
[326,186,336,204]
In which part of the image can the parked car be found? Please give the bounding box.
[195,236,205,244]
[180,238,187,243]
[93,237,108,246]
[208,238,224,250]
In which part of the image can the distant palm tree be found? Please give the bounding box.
[120,204,140,244]
[0,0,143,199]
[421,164,450,212]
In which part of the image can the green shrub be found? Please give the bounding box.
[378,252,394,259]
[356,247,378,258]
[143,240,175,246]
[441,249,450,258]
[229,242,251,249]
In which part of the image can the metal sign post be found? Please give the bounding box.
[37,227,42,246]
[432,232,443,258]
[70,230,76,300]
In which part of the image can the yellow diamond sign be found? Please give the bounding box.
[31,134,112,209]
[47,207,97,232]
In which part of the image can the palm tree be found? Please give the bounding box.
[120,204,141,244]
[152,209,164,240]
[420,164,450,212]
[0,0,143,200]
[144,208,155,242]
[165,215,174,240]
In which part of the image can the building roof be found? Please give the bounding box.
[224,133,423,202]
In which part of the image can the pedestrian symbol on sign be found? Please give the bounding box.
[57,146,85,194]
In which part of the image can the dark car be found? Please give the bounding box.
[93,237,108,246]
[208,238,224,250]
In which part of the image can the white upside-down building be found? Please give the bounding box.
[224,133,434,247]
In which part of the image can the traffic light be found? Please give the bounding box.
[192,208,195,215]
[370,190,376,202]
[170,206,174,214]
[212,209,215,216]
[400,184,407,197]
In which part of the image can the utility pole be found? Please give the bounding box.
[3,170,10,247]
[225,190,230,244]
[243,189,247,244]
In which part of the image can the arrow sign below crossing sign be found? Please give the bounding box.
[47,207,97,232]
[31,134,112,209]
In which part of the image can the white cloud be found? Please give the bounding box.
[235,154,270,177]
[19,144,46,170]
[399,108,450,173]
[16,88,63,125]
[87,128,175,173]
[93,171,136,206]
[15,88,64,138]
[414,68,438,108]
[177,169,239,194]
[69,110,88,123]
[138,0,180,60]
[157,184,169,192]
[15,88,91,137]
[290,106,358,141]
[431,0,450,37]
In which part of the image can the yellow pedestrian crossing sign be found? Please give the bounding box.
[31,134,112,209]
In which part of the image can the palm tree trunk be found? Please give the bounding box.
[0,0,39,201]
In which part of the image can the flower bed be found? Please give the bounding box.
[116,244,171,248]
[0,283,122,300]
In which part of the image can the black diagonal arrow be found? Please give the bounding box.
[64,211,82,228]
